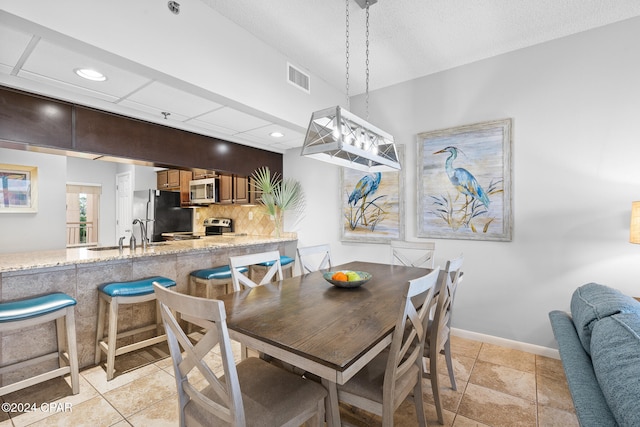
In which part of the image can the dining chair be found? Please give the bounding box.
[337,267,440,427]
[423,254,464,425]
[390,240,436,269]
[229,250,283,291]
[296,243,332,274]
[152,282,327,427]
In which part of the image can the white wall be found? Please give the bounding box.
[0,148,66,253]
[284,17,640,348]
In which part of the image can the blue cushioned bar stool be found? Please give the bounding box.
[250,255,295,281]
[189,265,248,299]
[0,293,79,396]
[95,276,176,380]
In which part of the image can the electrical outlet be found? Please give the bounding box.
[248,211,253,220]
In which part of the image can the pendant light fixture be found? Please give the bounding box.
[301,0,401,172]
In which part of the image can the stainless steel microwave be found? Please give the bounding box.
[189,178,216,204]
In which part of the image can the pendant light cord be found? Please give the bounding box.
[345,0,350,111]
[365,0,370,120]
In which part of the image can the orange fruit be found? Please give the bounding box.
[332,272,348,281]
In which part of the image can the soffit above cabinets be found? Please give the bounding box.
[0,17,304,154]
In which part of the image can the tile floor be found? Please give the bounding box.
[0,336,577,426]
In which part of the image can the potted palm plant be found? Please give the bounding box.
[251,167,305,237]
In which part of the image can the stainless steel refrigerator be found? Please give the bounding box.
[132,190,193,242]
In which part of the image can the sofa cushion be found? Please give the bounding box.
[570,283,640,354]
[590,313,640,427]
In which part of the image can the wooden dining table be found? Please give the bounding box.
[217,260,434,427]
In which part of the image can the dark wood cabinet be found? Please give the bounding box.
[157,169,193,205]
[192,168,217,180]
[218,174,249,204]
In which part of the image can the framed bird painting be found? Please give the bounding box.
[417,119,512,241]
[340,146,405,243]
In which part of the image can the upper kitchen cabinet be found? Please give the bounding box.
[192,168,217,180]
[157,169,193,206]
[218,174,249,204]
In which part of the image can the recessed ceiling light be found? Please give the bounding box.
[74,68,107,82]
[270,131,284,138]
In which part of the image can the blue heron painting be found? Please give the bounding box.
[434,146,490,208]
[417,119,511,240]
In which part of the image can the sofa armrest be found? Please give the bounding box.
[548,310,617,427]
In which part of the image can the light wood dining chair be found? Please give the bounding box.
[296,243,332,274]
[423,254,464,425]
[390,240,436,269]
[152,283,327,427]
[229,251,283,291]
[337,267,440,427]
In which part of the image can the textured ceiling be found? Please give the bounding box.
[1,1,640,154]
[202,0,640,95]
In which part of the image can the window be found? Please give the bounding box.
[66,184,101,247]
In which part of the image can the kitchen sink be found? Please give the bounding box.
[87,242,169,251]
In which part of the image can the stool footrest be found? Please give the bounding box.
[0,362,71,396]
[113,335,168,357]
[0,351,58,375]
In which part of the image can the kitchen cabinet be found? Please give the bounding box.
[157,169,193,205]
[157,169,180,189]
[192,168,217,180]
[218,174,249,204]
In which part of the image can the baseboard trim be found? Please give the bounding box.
[451,328,560,359]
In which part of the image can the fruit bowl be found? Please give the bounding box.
[323,271,372,288]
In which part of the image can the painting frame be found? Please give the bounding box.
[417,119,512,241]
[340,145,405,243]
[0,164,38,213]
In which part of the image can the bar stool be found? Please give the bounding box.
[250,255,295,281]
[0,293,79,396]
[189,265,248,299]
[95,276,176,380]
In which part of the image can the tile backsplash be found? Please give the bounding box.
[193,204,276,236]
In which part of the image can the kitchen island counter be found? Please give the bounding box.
[0,234,296,375]
[0,234,296,273]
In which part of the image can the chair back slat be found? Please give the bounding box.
[229,251,283,291]
[383,268,440,403]
[431,255,464,353]
[391,241,436,268]
[297,244,332,274]
[153,282,246,426]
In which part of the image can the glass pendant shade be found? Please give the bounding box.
[301,106,401,172]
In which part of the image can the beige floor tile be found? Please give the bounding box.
[469,360,536,401]
[103,369,176,418]
[422,375,466,414]
[536,355,565,379]
[26,396,123,427]
[478,343,536,374]
[437,352,476,383]
[82,362,161,394]
[452,414,491,427]
[6,375,98,427]
[457,383,537,427]
[0,419,12,427]
[536,371,575,413]
[538,404,579,427]
[127,395,179,427]
[450,336,482,359]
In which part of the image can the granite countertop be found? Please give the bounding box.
[0,234,296,273]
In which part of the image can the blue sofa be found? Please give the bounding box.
[549,283,640,427]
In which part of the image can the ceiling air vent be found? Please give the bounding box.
[287,63,310,93]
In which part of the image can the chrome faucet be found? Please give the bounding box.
[133,218,148,249]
